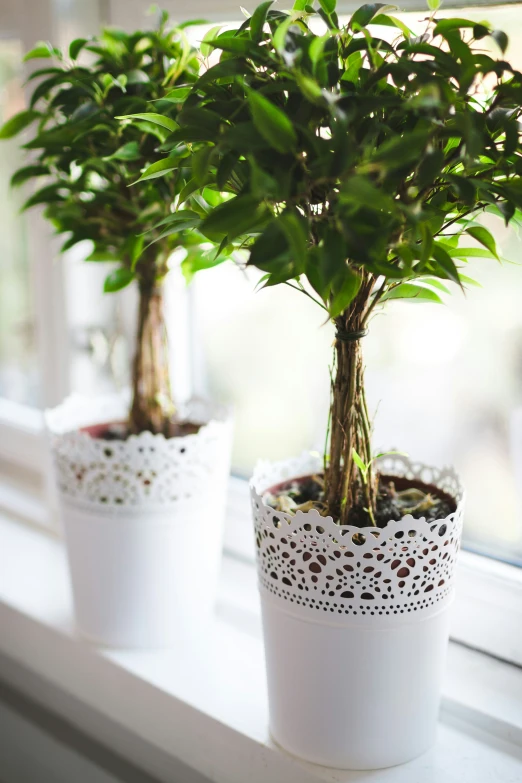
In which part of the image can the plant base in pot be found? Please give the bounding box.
[251,452,464,770]
[46,392,233,648]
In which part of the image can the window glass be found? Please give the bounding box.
[0,40,39,405]
[65,246,131,398]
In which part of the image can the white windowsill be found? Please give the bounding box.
[0,506,522,782]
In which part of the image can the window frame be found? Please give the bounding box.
[108,0,516,26]
[0,0,521,670]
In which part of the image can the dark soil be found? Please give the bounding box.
[265,473,456,528]
[81,419,202,441]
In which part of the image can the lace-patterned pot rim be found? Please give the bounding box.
[45,393,233,511]
[250,453,465,625]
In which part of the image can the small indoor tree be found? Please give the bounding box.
[153,1,522,523]
[1,16,214,436]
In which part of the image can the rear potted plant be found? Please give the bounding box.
[153,0,522,767]
[1,16,233,647]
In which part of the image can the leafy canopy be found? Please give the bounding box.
[1,16,219,293]
[147,1,522,316]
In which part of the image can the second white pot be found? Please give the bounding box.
[251,453,464,770]
[46,394,233,648]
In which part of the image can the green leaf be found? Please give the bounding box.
[103,268,134,293]
[25,66,62,83]
[178,107,221,134]
[181,248,226,284]
[23,42,59,61]
[350,3,393,29]
[69,38,88,59]
[372,129,430,170]
[328,268,362,318]
[407,84,441,110]
[373,449,408,461]
[196,59,249,87]
[427,0,440,10]
[201,25,222,58]
[279,211,308,272]
[131,158,178,184]
[247,89,297,155]
[127,234,145,268]
[472,23,491,39]
[192,145,214,186]
[495,201,516,226]
[69,102,99,123]
[342,51,363,83]
[446,247,496,259]
[309,34,329,69]
[295,72,323,103]
[251,1,273,42]
[445,174,476,205]
[60,233,91,253]
[432,243,462,285]
[459,274,481,288]
[126,69,149,84]
[371,14,411,38]
[103,141,141,161]
[205,35,257,56]
[116,112,178,133]
[101,72,127,94]
[28,73,66,110]
[433,18,477,35]
[322,228,348,290]
[261,261,299,287]
[465,226,499,259]
[147,219,202,247]
[419,222,433,266]
[319,0,336,15]
[162,86,192,102]
[21,184,65,210]
[417,277,450,294]
[178,178,199,204]
[249,156,278,198]
[491,30,508,54]
[380,283,443,304]
[416,149,444,190]
[352,448,368,480]
[249,221,289,270]
[200,194,265,239]
[340,175,398,213]
[273,14,301,58]
[217,151,240,190]
[86,249,121,262]
[178,18,209,29]
[146,210,200,234]
[0,109,39,139]
[222,121,270,153]
[10,165,49,187]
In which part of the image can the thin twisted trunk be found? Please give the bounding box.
[325,277,377,526]
[129,280,175,436]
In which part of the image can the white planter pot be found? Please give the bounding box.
[251,453,465,770]
[46,393,233,648]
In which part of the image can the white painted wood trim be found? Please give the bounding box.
[0,510,521,783]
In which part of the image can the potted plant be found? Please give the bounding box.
[1,16,233,647]
[148,0,522,767]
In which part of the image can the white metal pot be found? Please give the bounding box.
[46,393,233,648]
[251,453,464,770]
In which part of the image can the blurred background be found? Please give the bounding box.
[1,0,522,565]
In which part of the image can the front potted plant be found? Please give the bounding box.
[1,17,233,647]
[151,0,521,767]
